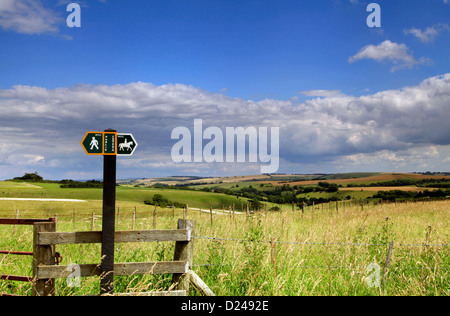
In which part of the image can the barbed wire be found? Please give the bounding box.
[192,235,449,248]
[192,263,450,270]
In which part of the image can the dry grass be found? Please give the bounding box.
[0,199,448,296]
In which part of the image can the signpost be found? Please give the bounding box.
[81,129,137,295]
[81,132,103,155]
[117,133,138,156]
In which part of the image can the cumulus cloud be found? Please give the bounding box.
[348,40,432,72]
[299,90,345,98]
[1,74,450,178]
[404,23,450,43]
[0,0,62,35]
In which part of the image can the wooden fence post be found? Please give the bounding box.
[209,207,213,226]
[382,240,394,292]
[32,221,56,296]
[271,237,277,275]
[153,206,157,230]
[91,212,95,231]
[173,219,196,292]
[132,208,136,230]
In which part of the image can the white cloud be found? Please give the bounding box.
[1,74,450,178]
[348,40,432,72]
[0,0,62,35]
[299,90,345,98]
[404,23,450,43]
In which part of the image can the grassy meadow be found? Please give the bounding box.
[0,180,449,296]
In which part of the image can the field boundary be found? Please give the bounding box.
[1,218,215,296]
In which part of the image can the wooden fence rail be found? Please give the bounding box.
[37,229,191,245]
[36,261,189,279]
[31,219,198,296]
[1,218,214,296]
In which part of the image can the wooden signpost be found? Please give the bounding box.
[81,128,138,294]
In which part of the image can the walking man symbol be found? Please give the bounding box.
[90,136,99,150]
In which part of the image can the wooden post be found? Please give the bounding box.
[271,237,277,275]
[187,270,215,296]
[91,212,95,231]
[132,209,136,230]
[100,138,117,295]
[209,207,213,226]
[116,206,120,226]
[382,240,394,291]
[173,219,196,292]
[32,221,56,296]
[153,206,157,230]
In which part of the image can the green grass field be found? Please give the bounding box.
[0,183,246,210]
[0,180,448,296]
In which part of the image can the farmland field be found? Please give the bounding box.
[0,178,448,296]
[263,173,450,187]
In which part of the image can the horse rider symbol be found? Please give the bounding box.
[119,139,133,151]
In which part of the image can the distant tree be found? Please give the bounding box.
[326,184,339,193]
[14,172,43,182]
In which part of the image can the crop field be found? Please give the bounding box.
[264,173,450,187]
[0,180,448,296]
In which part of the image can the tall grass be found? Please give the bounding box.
[0,200,448,296]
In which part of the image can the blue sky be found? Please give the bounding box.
[0,0,450,180]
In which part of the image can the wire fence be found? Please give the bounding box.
[192,235,449,248]
[191,234,450,271]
